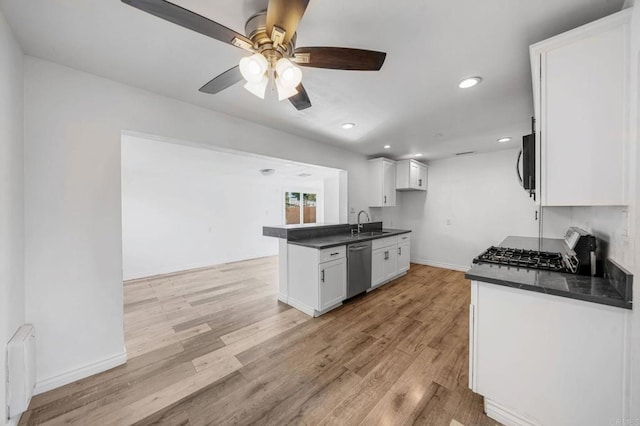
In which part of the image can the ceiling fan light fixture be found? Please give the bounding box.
[275,77,299,101]
[275,58,303,89]
[244,75,269,99]
[239,53,269,83]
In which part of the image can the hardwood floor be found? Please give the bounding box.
[20,257,499,425]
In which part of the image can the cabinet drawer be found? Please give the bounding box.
[372,236,398,250]
[397,233,411,244]
[319,246,346,263]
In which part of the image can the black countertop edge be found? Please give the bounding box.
[263,223,349,239]
[287,229,412,249]
[465,271,632,310]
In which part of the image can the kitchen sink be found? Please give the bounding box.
[355,231,391,237]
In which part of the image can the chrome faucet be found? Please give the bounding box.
[357,210,370,233]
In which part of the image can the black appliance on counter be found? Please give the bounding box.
[473,227,598,276]
[564,227,598,276]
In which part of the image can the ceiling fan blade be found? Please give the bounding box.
[121,0,253,51]
[294,47,387,71]
[289,84,312,111]
[199,66,243,94]
[266,0,310,46]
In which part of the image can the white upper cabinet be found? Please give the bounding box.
[369,158,397,207]
[530,10,630,206]
[396,160,428,191]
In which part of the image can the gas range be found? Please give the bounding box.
[473,246,568,272]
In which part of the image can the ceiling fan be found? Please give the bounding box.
[121,0,387,111]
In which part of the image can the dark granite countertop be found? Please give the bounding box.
[263,222,411,249]
[465,236,632,310]
[287,228,411,249]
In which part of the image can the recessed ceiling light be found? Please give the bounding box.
[341,122,355,130]
[414,153,423,157]
[497,137,512,143]
[384,145,391,149]
[458,77,482,89]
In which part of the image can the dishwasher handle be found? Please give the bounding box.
[349,246,370,252]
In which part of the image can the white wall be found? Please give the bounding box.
[0,9,24,425]
[23,56,373,391]
[628,1,640,420]
[122,135,337,280]
[398,149,539,270]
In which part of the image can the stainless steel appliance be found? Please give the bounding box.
[347,241,372,298]
[473,227,599,276]
[473,246,566,272]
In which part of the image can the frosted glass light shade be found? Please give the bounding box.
[275,58,302,89]
[275,77,299,100]
[244,75,268,99]
[239,53,268,83]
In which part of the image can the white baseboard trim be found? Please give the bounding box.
[484,398,539,426]
[286,297,315,317]
[34,350,128,395]
[411,258,470,272]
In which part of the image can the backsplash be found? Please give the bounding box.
[543,206,632,270]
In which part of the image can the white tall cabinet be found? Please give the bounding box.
[369,158,397,207]
[530,9,631,206]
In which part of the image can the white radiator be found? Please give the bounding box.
[7,325,36,419]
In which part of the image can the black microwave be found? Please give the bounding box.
[522,132,535,192]
[517,117,536,201]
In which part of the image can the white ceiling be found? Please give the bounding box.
[122,134,342,181]
[1,0,625,160]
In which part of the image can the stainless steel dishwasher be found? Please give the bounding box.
[347,241,372,298]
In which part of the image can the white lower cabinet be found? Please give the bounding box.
[287,244,346,317]
[469,280,628,426]
[372,246,397,287]
[371,234,410,288]
[318,258,347,312]
[397,241,410,273]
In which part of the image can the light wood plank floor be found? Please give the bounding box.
[20,257,499,426]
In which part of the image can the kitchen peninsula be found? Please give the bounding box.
[263,222,411,317]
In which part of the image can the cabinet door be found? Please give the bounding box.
[371,247,387,287]
[418,165,427,190]
[383,160,396,206]
[384,246,398,280]
[539,17,627,206]
[397,242,410,274]
[409,163,420,188]
[318,258,346,311]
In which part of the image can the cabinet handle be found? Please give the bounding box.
[321,270,325,283]
[330,252,340,256]
[384,195,387,204]
[398,247,402,255]
[384,251,389,260]
[418,179,422,187]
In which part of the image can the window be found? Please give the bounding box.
[285,192,316,225]
[303,193,316,224]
